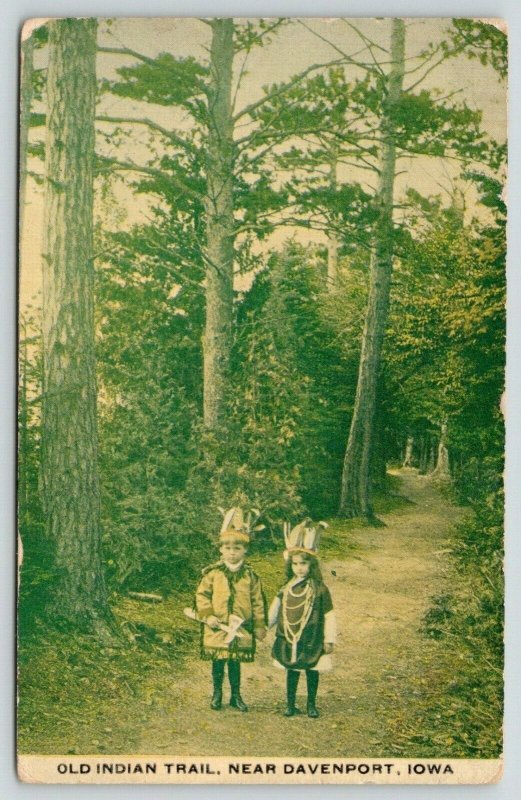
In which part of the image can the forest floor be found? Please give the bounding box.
[133,468,465,757]
[22,468,488,758]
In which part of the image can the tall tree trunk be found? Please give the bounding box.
[203,18,235,430]
[327,149,339,290]
[403,435,414,467]
[19,31,36,237]
[370,383,388,491]
[432,421,451,479]
[338,19,405,518]
[41,19,110,628]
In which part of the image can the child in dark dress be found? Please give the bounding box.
[269,521,336,718]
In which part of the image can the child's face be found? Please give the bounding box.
[291,554,311,579]
[220,541,247,564]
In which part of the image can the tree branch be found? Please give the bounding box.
[405,48,462,93]
[96,115,196,154]
[233,57,345,123]
[404,43,443,75]
[95,157,201,200]
[98,240,204,289]
[234,20,287,53]
[298,19,384,75]
[97,45,158,66]
[231,50,251,115]
[340,19,388,75]
[265,214,374,250]
[237,121,378,152]
[236,141,282,173]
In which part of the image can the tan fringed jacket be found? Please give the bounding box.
[195,561,267,661]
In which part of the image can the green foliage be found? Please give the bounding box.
[421,499,503,756]
[450,19,507,79]
[233,242,358,516]
[29,112,45,128]
[235,171,289,239]
[21,23,505,583]
[89,224,371,594]
[393,91,495,165]
[102,53,208,115]
[18,315,50,631]
[377,171,504,757]
[95,219,207,591]
[233,18,289,53]
[251,68,371,138]
[385,176,505,495]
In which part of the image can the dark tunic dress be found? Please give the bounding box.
[272,578,333,670]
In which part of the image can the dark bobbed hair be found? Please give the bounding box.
[285,550,323,583]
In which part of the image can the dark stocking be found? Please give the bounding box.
[284,669,301,717]
[228,659,248,712]
[306,669,319,718]
[210,660,225,710]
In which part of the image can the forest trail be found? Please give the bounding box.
[137,469,465,757]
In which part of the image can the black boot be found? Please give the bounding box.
[210,660,225,710]
[228,660,248,712]
[284,669,301,717]
[306,669,319,718]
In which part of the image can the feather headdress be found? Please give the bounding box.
[282,519,328,559]
[217,507,265,543]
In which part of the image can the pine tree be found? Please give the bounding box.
[40,18,110,629]
[338,19,405,518]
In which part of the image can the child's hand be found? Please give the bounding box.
[207,615,220,629]
[323,643,334,654]
[256,629,267,641]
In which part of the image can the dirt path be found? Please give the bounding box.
[137,469,464,757]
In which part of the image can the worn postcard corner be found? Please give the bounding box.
[478,18,507,36]
[21,19,49,43]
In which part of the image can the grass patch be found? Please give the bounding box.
[373,491,416,516]
[319,518,363,558]
[18,629,174,754]
[18,590,200,755]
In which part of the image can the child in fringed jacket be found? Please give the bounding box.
[269,520,336,718]
[195,508,267,712]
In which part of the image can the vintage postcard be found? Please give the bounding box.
[17,17,506,784]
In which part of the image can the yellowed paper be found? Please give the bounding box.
[18,16,506,784]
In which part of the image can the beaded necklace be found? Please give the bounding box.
[281,578,315,664]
